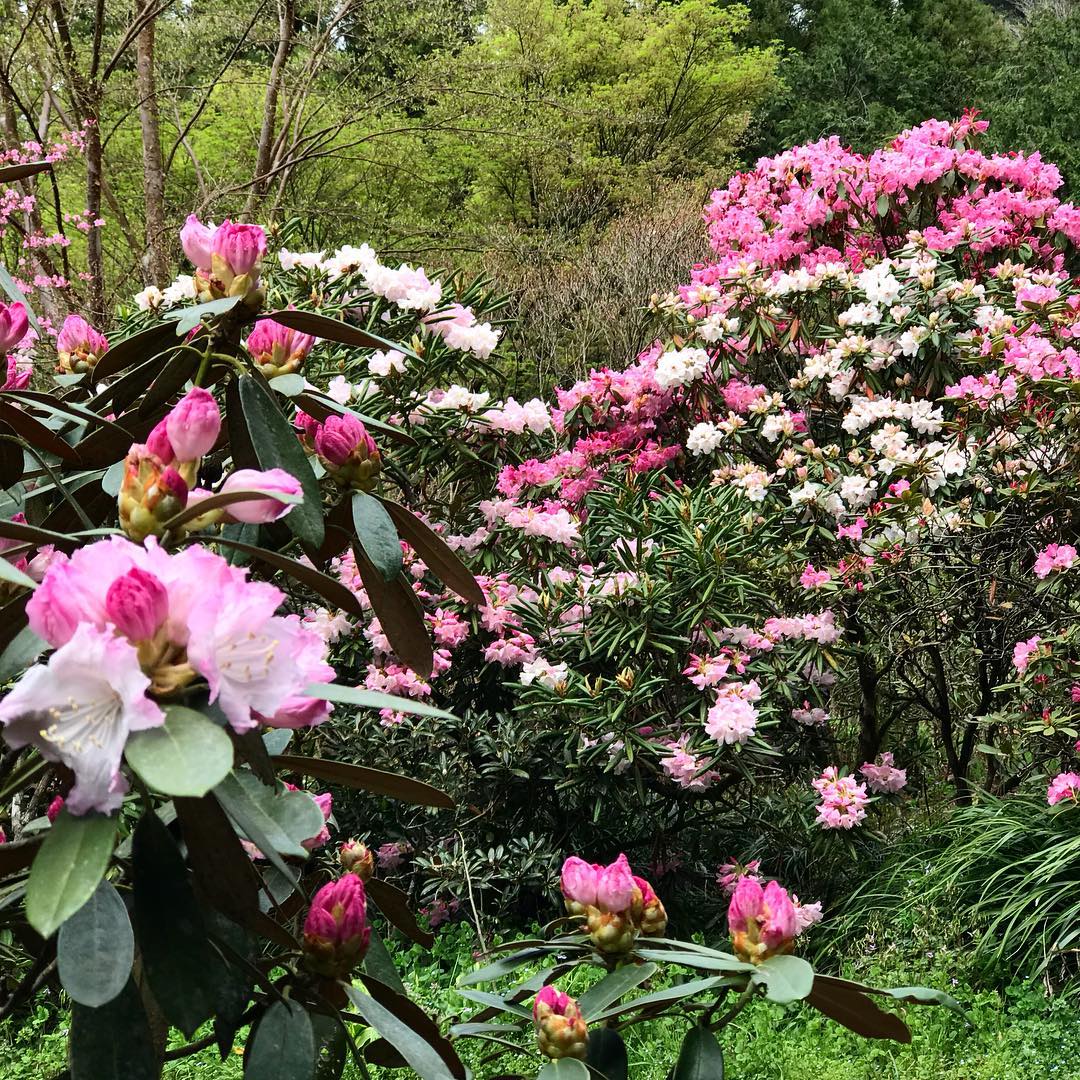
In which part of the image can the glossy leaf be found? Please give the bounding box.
[302,682,456,720]
[160,485,303,532]
[246,1000,316,1080]
[0,429,24,487]
[262,308,415,356]
[0,555,37,591]
[537,1060,589,1080]
[577,962,657,1020]
[93,322,177,382]
[460,947,553,986]
[0,160,51,182]
[312,1012,349,1080]
[0,261,39,331]
[125,705,234,797]
[672,1024,724,1080]
[345,986,454,1080]
[381,498,484,605]
[806,977,911,1043]
[751,954,814,1003]
[25,809,117,938]
[69,978,158,1080]
[366,877,436,947]
[588,976,736,1023]
[131,809,220,1037]
[238,374,324,548]
[57,879,133,1007]
[353,491,402,582]
[364,923,407,994]
[166,295,242,335]
[585,1027,628,1080]
[273,753,454,809]
[0,400,80,462]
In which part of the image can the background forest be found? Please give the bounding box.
[3,1,1080,1078]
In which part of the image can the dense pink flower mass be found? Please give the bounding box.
[1047,772,1080,806]
[813,767,870,829]
[0,536,335,813]
[860,752,907,794]
[1034,544,1077,579]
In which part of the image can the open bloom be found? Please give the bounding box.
[0,624,163,814]
[302,873,370,977]
[533,986,588,1060]
[860,752,907,794]
[246,317,316,378]
[813,767,870,829]
[728,877,797,963]
[1048,772,1080,806]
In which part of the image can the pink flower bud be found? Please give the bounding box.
[294,409,321,443]
[533,986,587,1060]
[246,316,316,378]
[302,873,370,978]
[118,446,189,541]
[219,468,302,523]
[313,413,381,489]
[56,315,108,374]
[0,302,29,354]
[46,796,64,822]
[339,839,374,880]
[211,220,267,278]
[180,213,216,270]
[596,853,635,914]
[105,567,169,640]
[728,878,797,963]
[145,418,175,464]
[165,387,220,462]
[560,856,599,908]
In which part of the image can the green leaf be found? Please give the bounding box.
[269,373,306,397]
[131,809,220,1038]
[0,624,44,683]
[247,1000,316,1080]
[25,809,117,938]
[883,985,965,1014]
[585,1027,628,1080]
[69,978,158,1080]
[751,954,814,1003]
[345,986,454,1080]
[214,769,325,857]
[0,554,37,592]
[806,976,911,1043]
[237,374,324,548]
[460,947,553,986]
[262,728,293,756]
[312,1011,349,1080]
[125,705,234,797]
[537,1060,590,1080]
[577,962,657,1020]
[455,988,533,1019]
[364,923,407,995]
[588,976,737,1023]
[672,1024,724,1080]
[353,491,402,583]
[165,295,242,335]
[0,261,39,332]
[160,485,303,532]
[0,159,51,183]
[274,753,454,809]
[302,682,456,720]
[367,878,435,947]
[262,309,416,357]
[876,193,890,217]
[57,879,133,1007]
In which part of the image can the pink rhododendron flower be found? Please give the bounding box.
[728,877,797,963]
[0,301,28,353]
[164,387,221,462]
[859,752,908,794]
[1033,543,1077,579]
[792,895,823,935]
[1047,772,1080,806]
[56,314,108,373]
[813,767,870,829]
[560,856,599,908]
[218,468,302,523]
[211,220,267,278]
[1013,635,1043,674]
[717,858,762,896]
[596,853,635,914]
[180,213,216,270]
[302,873,370,977]
[0,624,163,814]
[246,316,316,377]
[104,567,169,641]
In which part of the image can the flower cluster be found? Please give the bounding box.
[560,854,667,954]
[812,767,870,830]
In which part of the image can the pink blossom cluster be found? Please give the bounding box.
[1034,544,1077,579]
[859,752,907,794]
[1047,772,1080,806]
[812,767,870,829]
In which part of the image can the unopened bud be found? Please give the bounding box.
[615,667,635,691]
[339,840,374,881]
[302,873,371,979]
[533,987,588,1060]
[118,446,188,541]
[314,413,382,491]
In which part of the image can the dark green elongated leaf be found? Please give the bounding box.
[246,999,316,1080]
[588,976,737,1023]
[73,406,165,468]
[806,978,910,1043]
[448,1022,523,1037]
[0,262,39,332]
[380,498,484,605]
[537,1060,589,1080]
[0,390,130,434]
[58,879,133,1007]
[586,1027,628,1080]
[194,536,364,617]
[352,492,402,583]
[577,963,657,1020]
[455,989,533,1019]
[125,705,234,797]
[205,909,255,1061]
[0,517,81,550]
[364,923,407,994]
[0,428,24,488]
[0,400,80,462]
[93,322,177,382]
[226,377,259,470]
[882,985,965,1014]
[302,682,456,720]
[352,544,433,678]
[672,1024,724,1080]
[70,977,158,1080]
[273,754,454,810]
[634,949,754,973]
[359,974,466,1079]
[137,347,197,417]
[312,1011,349,1080]
[228,725,277,785]
[367,878,435,947]
[261,309,415,357]
[0,556,36,591]
[175,795,261,925]
[460,947,552,986]
[0,160,51,183]
[166,295,242,335]
[26,810,117,938]
[238,374,324,548]
[750,954,814,1003]
[345,986,454,1080]
[214,769,325,858]
[161,486,303,532]
[131,810,220,1038]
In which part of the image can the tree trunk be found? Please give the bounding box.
[245,0,294,218]
[135,0,169,285]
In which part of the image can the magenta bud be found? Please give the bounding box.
[105,567,169,641]
[145,418,175,464]
[560,857,599,908]
[596,853,635,914]
[0,302,29,354]
[56,315,108,374]
[46,795,64,823]
[165,387,221,462]
[180,213,215,271]
[211,220,267,278]
[302,873,371,978]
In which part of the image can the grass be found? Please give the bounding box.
[3,923,1079,1079]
